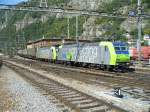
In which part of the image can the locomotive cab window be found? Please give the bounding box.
[115,47,120,51]
[115,46,128,51]
[121,47,127,51]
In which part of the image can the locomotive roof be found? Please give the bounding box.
[113,41,128,46]
[63,42,100,45]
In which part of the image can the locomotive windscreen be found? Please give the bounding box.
[113,42,129,54]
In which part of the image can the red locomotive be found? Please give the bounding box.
[129,46,150,60]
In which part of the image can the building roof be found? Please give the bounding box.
[27,38,90,45]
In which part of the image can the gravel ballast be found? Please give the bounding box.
[0,66,61,112]
[4,60,150,112]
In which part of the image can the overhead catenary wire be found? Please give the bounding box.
[0,4,127,18]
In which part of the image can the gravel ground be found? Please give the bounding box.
[0,69,14,112]
[8,60,149,112]
[3,60,150,112]
[0,66,62,112]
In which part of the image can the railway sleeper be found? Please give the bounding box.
[55,92,77,97]
[56,89,70,92]
[66,97,87,102]
[71,99,93,104]
[53,88,72,93]
[48,83,60,87]
[40,84,59,88]
[52,91,71,95]
[46,86,66,89]
[53,90,74,94]
[78,102,100,108]
[54,91,70,96]
[47,83,62,85]
[62,94,81,98]
[83,105,110,112]
[47,87,68,90]
[48,88,69,91]
[50,89,70,93]
[43,88,61,92]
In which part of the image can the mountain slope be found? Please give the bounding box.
[0,0,149,51]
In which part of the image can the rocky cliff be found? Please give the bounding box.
[0,0,149,43]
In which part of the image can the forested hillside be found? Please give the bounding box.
[0,0,149,51]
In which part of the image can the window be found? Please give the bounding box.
[115,47,120,51]
[121,47,127,51]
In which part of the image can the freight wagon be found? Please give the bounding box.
[36,47,57,62]
[129,46,150,60]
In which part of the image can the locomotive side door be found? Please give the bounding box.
[104,46,110,64]
[100,45,109,65]
[100,46,105,64]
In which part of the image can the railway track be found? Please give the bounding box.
[3,58,150,100]
[9,57,150,79]
[4,61,125,112]
[10,58,150,86]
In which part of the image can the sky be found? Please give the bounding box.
[0,0,28,5]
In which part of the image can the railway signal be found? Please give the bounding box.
[114,87,123,98]
[40,0,48,8]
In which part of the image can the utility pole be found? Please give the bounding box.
[67,16,70,39]
[76,16,79,44]
[4,11,8,54]
[22,20,26,49]
[5,11,8,27]
[16,34,19,51]
[84,16,87,40]
[137,0,142,65]
[7,11,12,56]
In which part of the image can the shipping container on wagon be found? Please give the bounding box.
[22,49,28,56]
[142,46,150,59]
[36,47,51,60]
[17,49,28,58]
[27,48,37,59]
[17,50,23,56]
[129,46,150,60]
